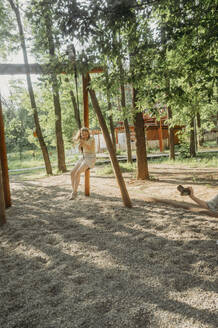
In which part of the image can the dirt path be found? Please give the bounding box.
[1,164,218,328]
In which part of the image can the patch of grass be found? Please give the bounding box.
[200,140,218,149]
[96,162,136,176]
[8,159,44,170]
[8,150,78,171]
[148,152,218,167]
[9,168,48,180]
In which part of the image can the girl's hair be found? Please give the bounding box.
[74,127,90,142]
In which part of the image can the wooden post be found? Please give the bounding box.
[115,128,118,145]
[88,74,132,208]
[82,73,90,196]
[0,96,11,208]
[0,157,6,226]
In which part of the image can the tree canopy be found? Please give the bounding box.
[0,0,217,161]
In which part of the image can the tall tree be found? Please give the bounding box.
[105,68,116,151]
[128,7,149,179]
[161,23,175,160]
[55,0,150,178]
[65,77,81,129]
[117,50,132,163]
[28,0,66,172]
[44,13,66,172]
[8,0,52,175]
[53,0,217,161]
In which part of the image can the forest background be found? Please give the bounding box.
[0,0,217,177]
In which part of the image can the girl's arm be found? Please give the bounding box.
[82,138,95,152]
[188,187,209,209]
[78,139,83,152]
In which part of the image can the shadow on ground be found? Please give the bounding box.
[1,178,217,328]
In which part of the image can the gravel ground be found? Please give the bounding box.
[1,164,218,328]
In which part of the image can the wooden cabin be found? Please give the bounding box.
[92,115,183,153]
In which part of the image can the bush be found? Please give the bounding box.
[177,142,190,159]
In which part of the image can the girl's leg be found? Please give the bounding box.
[73,162,89,195]
[70,160,82,191]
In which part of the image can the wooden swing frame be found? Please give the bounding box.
[0,96,11,225]
[82,67,104,196]
[0,63,132,225]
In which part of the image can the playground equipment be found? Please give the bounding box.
[0,159,6,226]
[0,96,11,225]
[0,63,132,208]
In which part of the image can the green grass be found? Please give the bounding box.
[7,145,218,179]
[8,149,78,173]
[96,151,218,176]
[96,162,136,176]
[8,159,44,170]
[9,168,49,180]
[148,151,218,167]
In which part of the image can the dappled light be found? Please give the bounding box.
[0,0,217,327]
[1,168,217,327]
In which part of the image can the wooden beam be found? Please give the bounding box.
[89,67,104,74]
[82,73,90,196]
[0,63,47,75]
[0,63,75,75]
[0,96,11,208]
[0,64,104,75]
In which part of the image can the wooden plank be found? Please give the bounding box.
[0,97,11,208]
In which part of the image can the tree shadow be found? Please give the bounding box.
[1,179,217,327]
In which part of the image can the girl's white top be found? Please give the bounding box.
[81,137,96,168]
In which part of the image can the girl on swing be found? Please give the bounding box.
[69,127,96,200]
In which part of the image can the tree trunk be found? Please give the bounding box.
[45,14,66,173]
[9,0,52,175]
[190,117,196,157]
[0,159,6,226]
[123,118,132,162]
[88,75,132,208]
[167,107,175,160]
[127,12,148,179]
[161,20,175,160]
[65,77,81,129]
[117,52,132,162]
[121,84,132,163]
[217,112,218,145]
[105,70,116,151]
[51,75,67,172]
[133,88,149,180]
[194,116,198,153]
[109,115,116,152]
[197,112,204,146]
[70,89,81,129]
